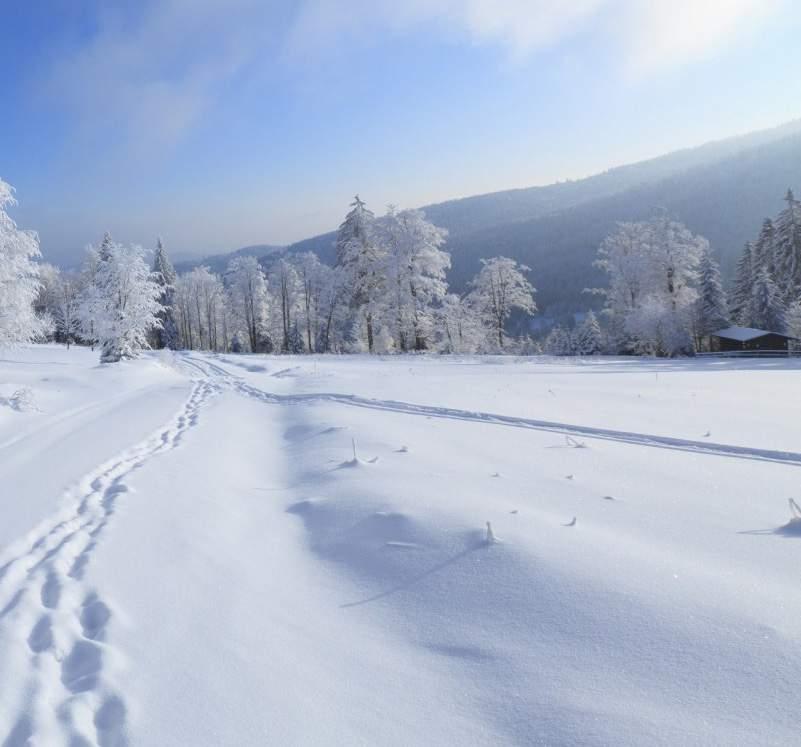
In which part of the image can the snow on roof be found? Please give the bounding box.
[712,326,777,341]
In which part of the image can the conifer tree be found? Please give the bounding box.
[751,218,777,278]
[775,189,801,300]
[575,311,602,355]
[81,241,163,362]
[729,243,754,326]
[750,266,785,332]
[152,237,179,349]
[694,247,729,344]
[335,196,385,352]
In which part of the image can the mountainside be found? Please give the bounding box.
[180,120,801,319]
[174,243,284,275]
[443,130,801,317]
[421,119,801,239]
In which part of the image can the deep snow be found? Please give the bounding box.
[2,345,801,745]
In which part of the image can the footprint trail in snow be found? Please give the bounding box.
[0,379,218,746]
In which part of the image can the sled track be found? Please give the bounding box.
[182,354,801,468]
[0,379,219,746]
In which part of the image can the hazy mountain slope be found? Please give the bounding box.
[420,119,801,238]
[445,130,801,316]
[174,244,285,275]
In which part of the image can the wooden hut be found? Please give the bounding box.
[709,326,797,354]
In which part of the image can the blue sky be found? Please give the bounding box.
[3,0,801,264]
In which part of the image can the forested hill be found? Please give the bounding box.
[174,243,284,275]
[186,119,801,318]
[437,128,801,317]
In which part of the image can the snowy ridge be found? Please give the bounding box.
[0,379,218,746]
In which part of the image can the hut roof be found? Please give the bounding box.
[712,326,779,342]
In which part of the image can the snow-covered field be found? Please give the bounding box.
[2,346,801,746]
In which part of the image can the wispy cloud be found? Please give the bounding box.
[288,0,785,70]
[620,0,784,75]
[46,0,786,155]
[46,0,278,154]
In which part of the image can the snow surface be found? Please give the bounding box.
[2,345,801,745]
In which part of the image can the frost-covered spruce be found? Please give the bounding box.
[544,325,574,356]
[52,272,82,348]
[749,266,786,333]
[695,247,729,342]
[774,189,801,300]
[729,242,754,326]
[152,237,179,350]
[81,241,164,363]
[335,196,385,353]
[575,311,603,355]
[0,178,46,346]
[751,218,777,279]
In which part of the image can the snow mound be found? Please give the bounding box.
[1,387,38,412]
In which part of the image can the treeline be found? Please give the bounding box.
[28,196,539,361]
[543,189,800,357]
[5,173,798,361]
[729,190,801,334]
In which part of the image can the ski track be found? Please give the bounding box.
[0,378,219,747]
[187,353,801,467]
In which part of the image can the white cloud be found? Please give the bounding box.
[288,0,785,70]
[47,0,277,153]
[48,0,786,156]
[620,0,785,75]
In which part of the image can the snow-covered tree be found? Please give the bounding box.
[775,189,801,300]
[785,299,801,341]
[575,311,602,355]
[751,218,777,279]
[77,245,103,349]
[270,258,302,353]
[694,247,729,347]
[294,252,326,353]
[467,257,536,350]
[749,266,785,332]
[316,265,347,353]
[225,256,270,353]
[437,293,481,353]
[0,178,46,346]
[152,237,179,349]
[81,242,163,362]
[98,231,113,262]
[596,214,704,356]
[544,325,574,355]
[729,243,754,326]
[335,196,385,353]
[51,272,82,348]
[378,207,450,351]
[174,267,228,351]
